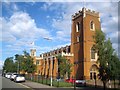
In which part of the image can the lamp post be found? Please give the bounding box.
[74,61,79,90]
[43,37,53,86]
[17,61,19,74]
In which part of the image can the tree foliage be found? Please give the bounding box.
[15,54,24,72]
[110,53,120,79]
[3,51,36,74]
[23,54,36,73]
[57,55,72,79]
[15,51,36,74]
[93,30,120,89]
[3,57,17,73]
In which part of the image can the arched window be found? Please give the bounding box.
[90,21,95,30]
[76,22,81,32]
[91,47,95,59]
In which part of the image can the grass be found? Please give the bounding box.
[52,80,73,87]
[26,76,120,89]
[26,76,73,87]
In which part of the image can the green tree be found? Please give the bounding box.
[111,53,120,88]
[23,55,36,73]
[15,54,25,74]
[15,51,36,74]
[93,30,116,89]
[57,55,72,79]
[3,57,17,73]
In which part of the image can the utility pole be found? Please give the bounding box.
[43,37,53,86]
[17,60,19,74]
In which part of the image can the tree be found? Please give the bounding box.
[23,50,30,56]
[93,30,116,90]
[57,55,72,79]
[15,54,25,74]
[110,53,120,88]
[15,51,36,74]
[3,57,17,73]
[23,55,36,73]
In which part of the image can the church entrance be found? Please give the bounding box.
[90,64,99,80]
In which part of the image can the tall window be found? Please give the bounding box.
[36,60,39,65]
[90,21,95,30]
[91,47,95,59]
[76,22,81,32]
[90,72,92,79]
[48,59,50,68]
[53,57,55,70]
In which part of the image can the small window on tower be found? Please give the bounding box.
[90,21,95,30]
[32,53,34,56]
[76,22,81,32]
[91,47,95,59]
[36,60,40,65]
[77,36,80,42]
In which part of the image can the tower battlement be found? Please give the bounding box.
[72,7,99,20]
[72,10,83,20]
[86,8,99,17]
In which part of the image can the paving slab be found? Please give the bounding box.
[22,80,54,88]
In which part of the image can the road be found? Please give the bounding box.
[1,76,108,90]
[2,76,31,90]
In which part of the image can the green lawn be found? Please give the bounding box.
[26,76,73,87]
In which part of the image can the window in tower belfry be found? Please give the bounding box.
[90,21,95,31]
[76,22,81,32]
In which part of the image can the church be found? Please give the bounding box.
[30,7,101,80]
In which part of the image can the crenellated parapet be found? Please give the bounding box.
[72,7,99,20]
[86,8,99,17]
[61,51,74,57]
[72,10,83,20]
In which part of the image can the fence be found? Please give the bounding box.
[25,74,120,89]
[25,74,73,87]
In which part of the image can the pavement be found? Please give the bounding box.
[20,80,104,90]
[2,76,120,90]
[87,80,120,89]
[22,80,55,89]
[2,76,30,89]
[21,80,120,90]
[21,80,75,90]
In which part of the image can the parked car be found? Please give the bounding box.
[5,73,8,78]
[14,74,25,82]
[5,73,12,79]
[75,80,86,87]
[65,78,86,86]
[10,73,18,81]
[65,78,75,83]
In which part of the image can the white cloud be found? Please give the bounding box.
[2,11,51,41]
[37,43,70,54]
[1,2,119,60]
[51,3,82,42]
[37,0,119,2]
[1,11,52,53]
[41,2,54,11]
[13,3,19,11]
[47,2,118,53]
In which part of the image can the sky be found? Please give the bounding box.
[0,0,119,69]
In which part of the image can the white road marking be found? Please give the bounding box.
[17,83,34,89]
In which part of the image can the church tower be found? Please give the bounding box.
[71,7,101,80]
[30,49,36,57]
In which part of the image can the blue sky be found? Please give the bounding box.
[0,0,119,69]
